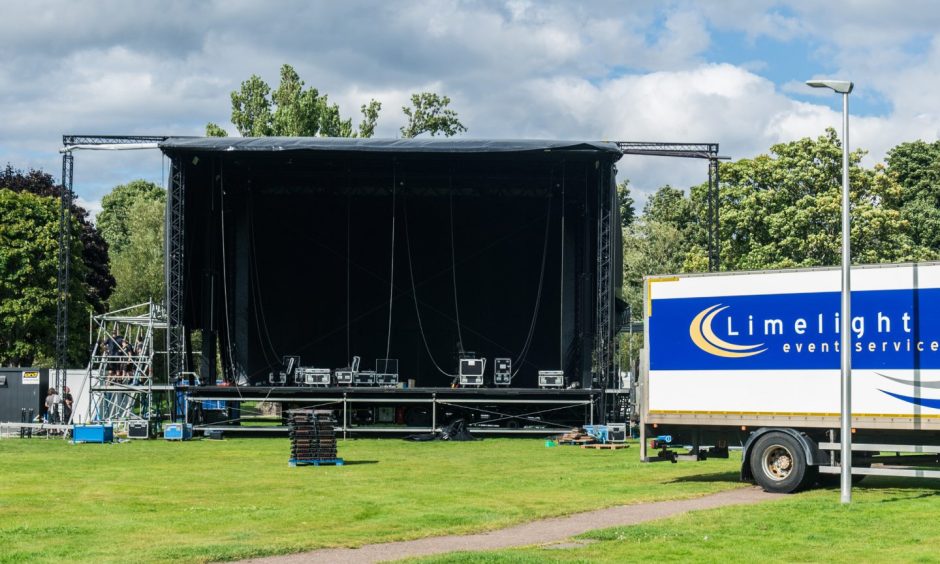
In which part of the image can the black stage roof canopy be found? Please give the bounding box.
[159,136,623,159]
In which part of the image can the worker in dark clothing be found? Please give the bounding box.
[106,333,124,377]
[62,386,74,424]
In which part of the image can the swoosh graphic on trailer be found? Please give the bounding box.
[688,304,765,358]
[879,389,940,409]
[875,372,940,389]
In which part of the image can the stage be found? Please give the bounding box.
[159,137,625,426]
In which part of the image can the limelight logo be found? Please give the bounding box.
[690,305,767,358]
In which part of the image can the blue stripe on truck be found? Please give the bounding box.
[650,288,940,370]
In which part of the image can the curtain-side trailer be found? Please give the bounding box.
[640,262,940,493]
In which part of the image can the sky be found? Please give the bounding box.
[2,0,939,216]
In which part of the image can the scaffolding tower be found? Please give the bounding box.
[85,301,168,428]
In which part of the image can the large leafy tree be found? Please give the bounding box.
[0,189,89,366]
[886,140,940,250]
[0,165,113,313]
[208,64,381,139]
[621,219,686,318]
[643,185,693,232]
[108,198,165,309]
[698,129,932,270]
[206,65,464,139]
[97,179,165,255]
[98,180,166,309]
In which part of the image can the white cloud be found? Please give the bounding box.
[0,0,939,215]
[75,196,103,221]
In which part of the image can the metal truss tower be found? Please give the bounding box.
[616,142,725,272]
[54,151,74,392]
[165,157,186,384]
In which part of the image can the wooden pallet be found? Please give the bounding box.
[558,438,597,445]
[580,443,630,450]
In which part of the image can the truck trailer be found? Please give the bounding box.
[641,262,940,492]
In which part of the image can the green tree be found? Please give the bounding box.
[617,180,635,229]
[621,219,687,318]
[98,180,166,308]
[0,166,113,313]
[400,92,467,138]
[97,179,165,255]
[205,122,228,137]
[231,74,274,137]
[209,65,466,139]
[358,99,382,139]
[218,64,380,139]
[632,185,701,273]
[643,185,694,231]
[0,189,89,366]
[702,129,931,270]
[108,198,165,309]
[886,140,940,250]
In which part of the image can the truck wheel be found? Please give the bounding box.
[749,433,816,493]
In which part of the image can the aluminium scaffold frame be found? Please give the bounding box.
[84,301,170,428]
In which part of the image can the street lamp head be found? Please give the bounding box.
[806,79,854,94]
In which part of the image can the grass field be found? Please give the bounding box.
[0,437,742,563]
[418,478,940,563]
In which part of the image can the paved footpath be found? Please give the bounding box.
[239,487,783,564]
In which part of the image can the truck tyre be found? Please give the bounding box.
[749,432,816,493]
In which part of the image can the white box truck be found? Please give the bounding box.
[641,262,940,492]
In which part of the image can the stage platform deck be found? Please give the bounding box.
[181,386,604,436]
[183,385,600,402]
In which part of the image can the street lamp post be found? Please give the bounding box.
[806,78,854,504]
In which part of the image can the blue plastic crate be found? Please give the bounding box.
[164,423,193,441]
[73,424,114,444]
